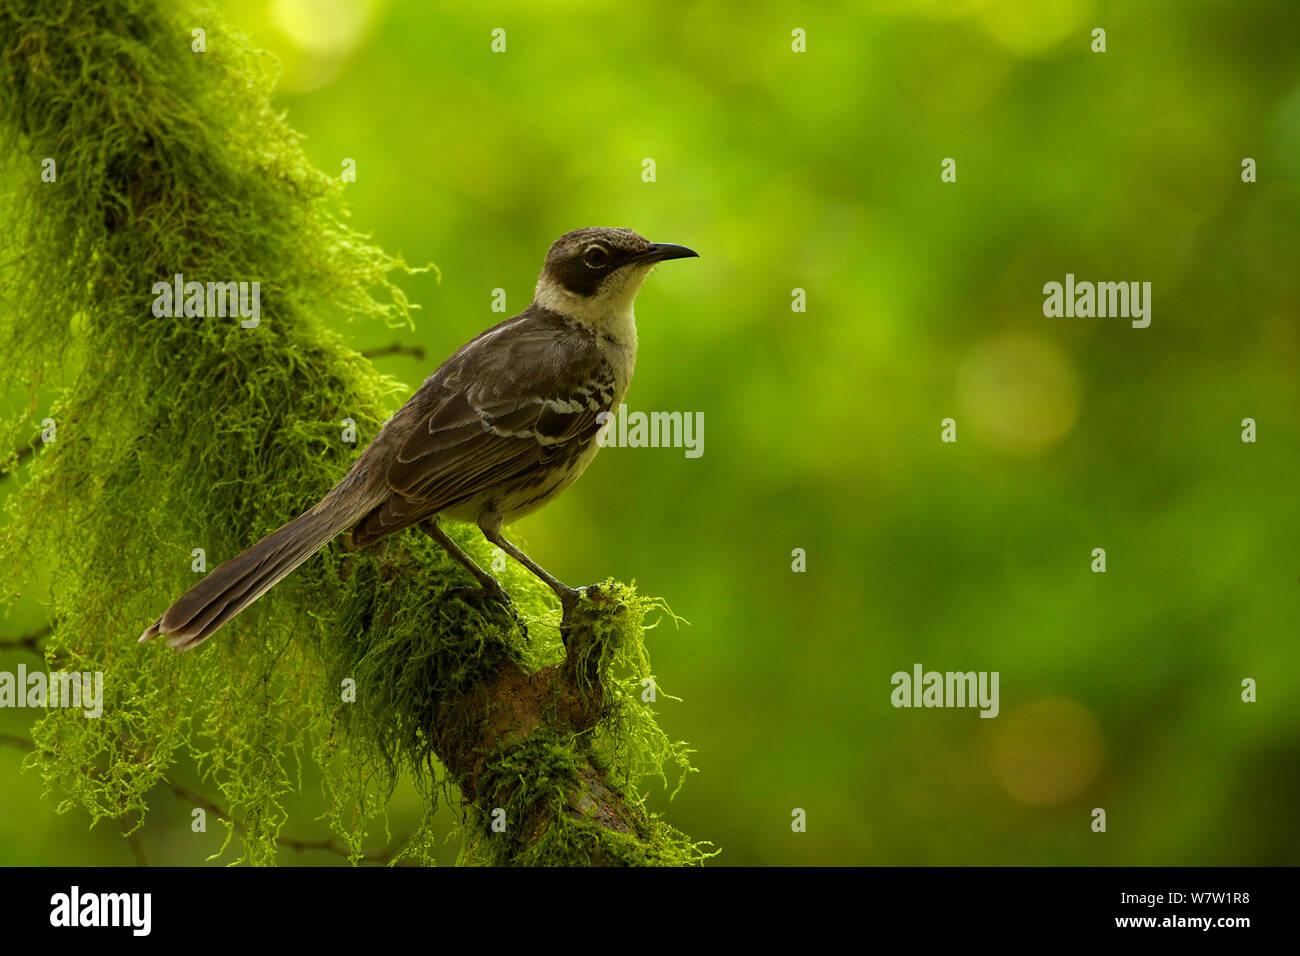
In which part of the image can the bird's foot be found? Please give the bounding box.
[557,585,582,618]
[557,584,617,646]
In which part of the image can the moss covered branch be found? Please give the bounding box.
[0,0,706,866]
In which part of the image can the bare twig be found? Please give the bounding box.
[125,830,149,867]
[0,624,50,654]
[0,735,410,864]
[360,343,425,361]
[0,434,42,479]
[160,778,410,863]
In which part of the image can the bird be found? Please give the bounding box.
[139,227,698,651]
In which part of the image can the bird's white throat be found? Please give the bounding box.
[534,265,654,348]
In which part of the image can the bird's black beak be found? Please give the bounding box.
[641,243,699,264]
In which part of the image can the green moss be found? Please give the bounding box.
[0,0,705,865]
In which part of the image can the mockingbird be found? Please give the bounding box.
[140,227,697,650]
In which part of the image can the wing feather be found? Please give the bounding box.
[355,310,616,546]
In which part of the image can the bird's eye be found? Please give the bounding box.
[582,244,609,269]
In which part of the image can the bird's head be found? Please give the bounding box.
[534,227,697,332]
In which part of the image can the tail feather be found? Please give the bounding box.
[169,534,307,649]
[139,506,352,651]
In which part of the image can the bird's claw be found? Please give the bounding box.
[556,584,619,644]
[558,587,582,617]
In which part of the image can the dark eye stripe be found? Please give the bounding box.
[553,247,619,297]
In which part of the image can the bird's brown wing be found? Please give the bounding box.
[350,312,615,546]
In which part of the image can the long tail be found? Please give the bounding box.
[139,504,357,652]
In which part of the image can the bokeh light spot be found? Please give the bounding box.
[973,0,1094,57]
[956,333,1080,456]
[271,0,373,56]
[992,697,1104,806]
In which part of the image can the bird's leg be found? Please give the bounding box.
[419,518,511,608]
[478,521,582,616]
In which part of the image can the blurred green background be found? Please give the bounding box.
[3,0,1299,865]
